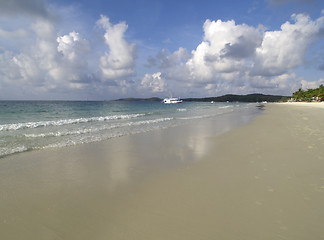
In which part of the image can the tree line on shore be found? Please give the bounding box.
[183,94,289,102]
[292,85,324,101]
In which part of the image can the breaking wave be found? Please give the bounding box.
[0,113,145,132]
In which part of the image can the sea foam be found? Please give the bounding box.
[0,113,145,132]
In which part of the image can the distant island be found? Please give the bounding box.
[115,94,290,103]
[183,94,289,102]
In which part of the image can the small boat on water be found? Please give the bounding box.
[163,97,183,104]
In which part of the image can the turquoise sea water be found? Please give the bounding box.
[0,101,262,158]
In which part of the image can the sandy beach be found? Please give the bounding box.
[282,101,324,108]
[1,103,324,240]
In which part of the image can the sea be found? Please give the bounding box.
[0,100,263,158]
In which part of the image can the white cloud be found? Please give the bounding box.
[140,72,166,93]
[12,54,41,82]
[0,2,103,99]
[185,19,263,82]
[0,17,94,99]
[186,41,213,81]
[1,19,58,88]
[301,78,324,89]
[249,73,296,91]
[57,31,89,61]
[96,15,136,81]
[0,8,139,99]
[252,13,323,76]
[148,11,324,97]
[203,19,262,60]
[55,31,91,85]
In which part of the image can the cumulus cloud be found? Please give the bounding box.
[96,15,136,81]
[185,19,263,82]
[5,19,57,88]
[0,16,94,99]
[140,72,166,93]
[251,13,324,76]
[203,19,262,60]
[149,11,324,96]
[57,32,90,61]
[55,31,91,85]
[0,7,140,99]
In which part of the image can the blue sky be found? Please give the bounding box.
[0,0,324,100]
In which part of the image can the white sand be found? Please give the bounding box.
[281,101,324,108]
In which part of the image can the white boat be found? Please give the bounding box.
[163,97,183,104]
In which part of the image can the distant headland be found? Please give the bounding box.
[114,94,290,103]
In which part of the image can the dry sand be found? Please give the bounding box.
[1,103,324,240]
[282,101,324,109]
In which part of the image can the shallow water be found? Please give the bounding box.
[0,101,261,157]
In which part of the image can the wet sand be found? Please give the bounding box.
[1,104,324,239]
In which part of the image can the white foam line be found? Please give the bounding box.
[0,113,146,131]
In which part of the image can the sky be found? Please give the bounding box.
[0,0,324,100]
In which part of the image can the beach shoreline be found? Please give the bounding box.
[1,103,324,239]
[280,101,324,108]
